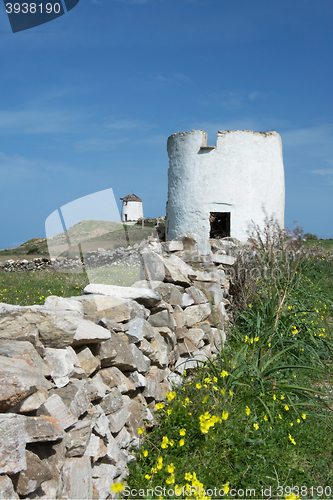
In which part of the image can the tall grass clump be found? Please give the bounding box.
[122,219,333,500]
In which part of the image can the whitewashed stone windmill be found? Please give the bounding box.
[166,129,285,254]
[120,193,143,223]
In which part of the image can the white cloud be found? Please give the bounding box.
[311,168,333,176]
[281,124,333,147]
[0,152,72,182]
[150,73,191,84]
[138,134,166,146]
[104,118,153,131]
[248,91,261,100]
[0,108,84,134]
[74,137,128,152]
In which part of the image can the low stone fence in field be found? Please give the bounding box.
[0,236,238,499]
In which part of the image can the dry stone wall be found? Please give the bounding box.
[0,236,237,499]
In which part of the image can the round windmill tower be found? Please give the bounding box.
[120,193,143,224]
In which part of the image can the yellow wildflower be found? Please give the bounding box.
[253,423,259,430]
[110,482,125,493]
[179,439,185,446]
[246,406,250,415]
[166,391,176,401]
[179,428,186,436]
[167,463,175,473]
[220,370,228,377]
[166,474,175,484]
[222,482,230,494]
[161,436,169,449]
[196,383,202,389]
[156,403,165,410]
[288,433,296,445]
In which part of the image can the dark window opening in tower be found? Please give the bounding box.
[209,212,230,238]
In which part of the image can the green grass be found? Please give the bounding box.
[303,239,333,251]
[0,270,90,306]
[0,264,141,305]
[86,264,141,287]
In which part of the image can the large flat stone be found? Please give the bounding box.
[126,317,157,342]
[154,282,183,306]
[44,348,74,388]
[148,310,175,330]
[0,356,51,412]
[76,346,100,376]
[100,387,123,415]
[183,303,211,327]
[61,457,93,499]
[99,366,136,394]
[0,414,26,474]
[73,295,146,322]
[15,389,48,413]
[126,398,145,438]
[0,340,50,377]
[65,420,92,457]
[37,394,77,430]
[50,381,91,419]
[107,397,131,434]
[0,475,19,499]
[92,463,118,500]
[0,306,80,348]
[164,240,184,252]
[44,295,84,315]
[73,319,111,346]
[211,254,236,266]
[25,415,64,443]
[15,450,53,496]
[84,283,161,308]
[99,333,150,372]
[140,251,165,281]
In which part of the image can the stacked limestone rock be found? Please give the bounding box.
[0,258,53,273]
[0,236,236,499]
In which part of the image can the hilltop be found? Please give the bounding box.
[0,219,161,261]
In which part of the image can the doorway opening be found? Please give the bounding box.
[209,212,230,238]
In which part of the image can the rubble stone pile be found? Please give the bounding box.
[0,245,143,273]
[0,235,238,499]
[0,258,53,273]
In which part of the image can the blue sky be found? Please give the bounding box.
[0,0,332,249]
